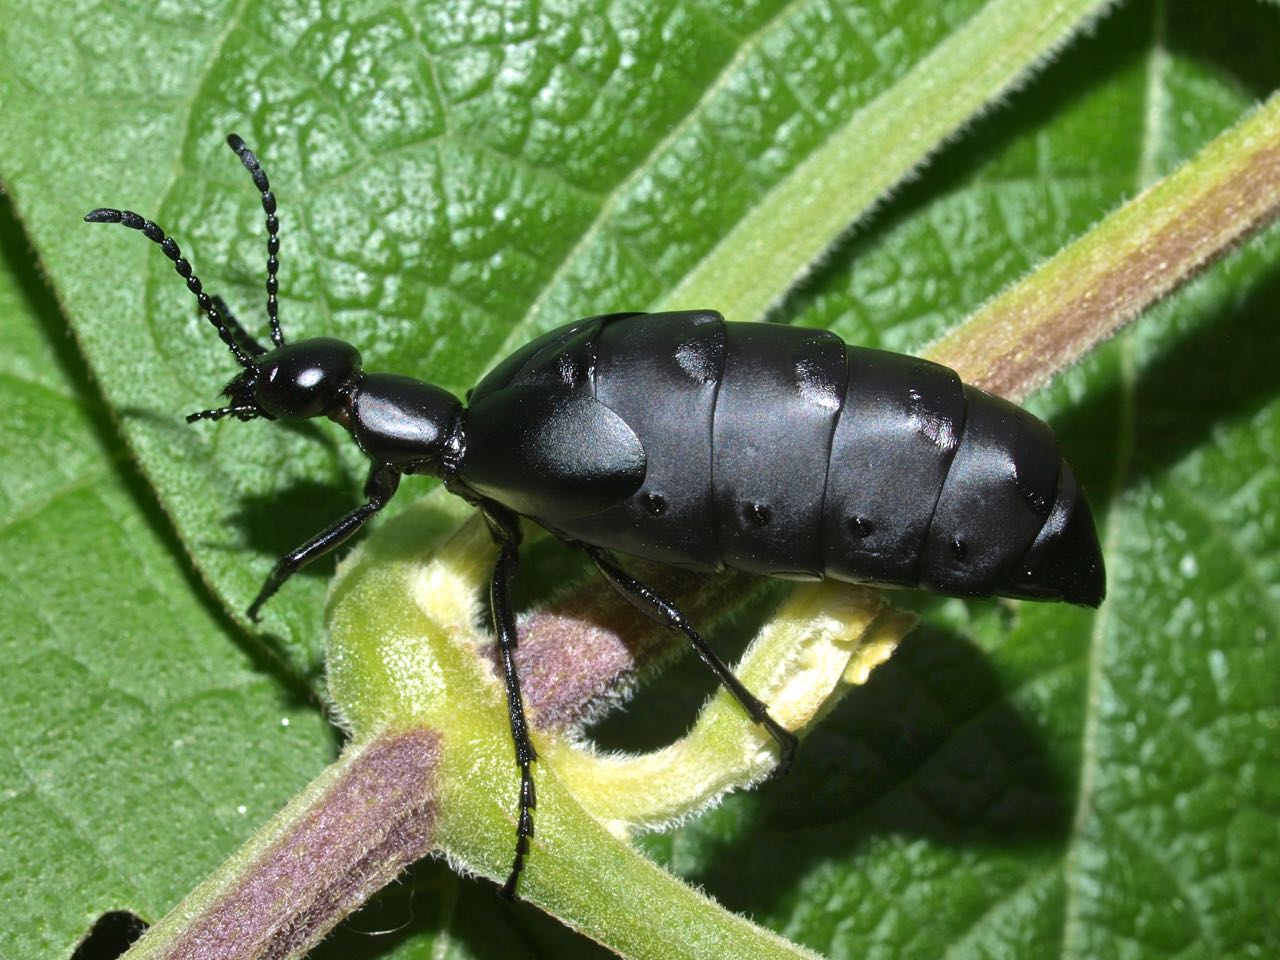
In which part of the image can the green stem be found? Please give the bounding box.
[928,92,1280,400]
[326,514,830,959]
[553,591,914,834]
[656,0,1119,320]
[435,727,824,960]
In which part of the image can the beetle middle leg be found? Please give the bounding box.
[480,504,539,899]
[246,464,400,621]
[584,546,798,774]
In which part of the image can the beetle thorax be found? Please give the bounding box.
[346,372,463,476]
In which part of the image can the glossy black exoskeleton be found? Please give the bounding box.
[87,134,1105,898]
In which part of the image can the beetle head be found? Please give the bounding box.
[86,135,376,429]
[221,338,363,422]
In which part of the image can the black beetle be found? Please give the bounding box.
[87,134,1104,897]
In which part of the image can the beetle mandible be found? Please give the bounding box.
[87,134,1105,898]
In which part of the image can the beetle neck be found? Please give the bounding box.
[326,371,365,431]
[439,406,467,484]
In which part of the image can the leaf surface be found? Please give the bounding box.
[0,0,1277,957]
[0,201,337,957]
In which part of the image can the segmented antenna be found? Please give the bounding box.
[226,133,284,347]
[185,404,260,423]
[84,208,255,369]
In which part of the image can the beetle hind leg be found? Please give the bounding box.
[482,505,540,899]
[585,546,798,775]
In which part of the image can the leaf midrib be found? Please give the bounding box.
[483,0,810,372]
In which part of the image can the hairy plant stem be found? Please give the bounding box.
[657,0,1120,320]
[119,731,443,960]
[929,92,1280,401]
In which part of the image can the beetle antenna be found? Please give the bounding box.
[226,133,285,348]
[84,208,255,369]
[185,404,261,423]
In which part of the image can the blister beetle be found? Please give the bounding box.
[87,134,1104,898]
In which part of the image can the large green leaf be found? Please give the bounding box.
[0,200,338,956]
[1,0,1276,958]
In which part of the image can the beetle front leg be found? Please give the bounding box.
[585,546,798,775]
[481,505,538,899]
[246,464,400,621]
[209,294,268,357]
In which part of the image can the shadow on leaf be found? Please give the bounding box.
[222,478,364,580]
[69,911,148,960]
[657,623,1072,918]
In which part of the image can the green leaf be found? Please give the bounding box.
[0,0,1110,675]
[0,201,337,955]
[2,0,1278,958]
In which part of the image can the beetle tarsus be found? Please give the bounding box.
[762,718,798,777]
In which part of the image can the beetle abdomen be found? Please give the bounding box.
[820,347,967,587]
[915,385,1062,598]
[708,322,846,578]
[590,310,726,568]
[565,314,849,575]
[486,311,1104,606]
[827,348,1101,605]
